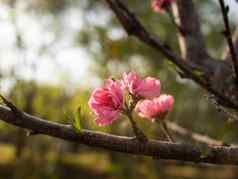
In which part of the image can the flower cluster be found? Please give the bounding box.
[151,0,175,13]
[88,72,174,126]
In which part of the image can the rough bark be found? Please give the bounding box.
[1,105,238,165]
[171,0,232,85]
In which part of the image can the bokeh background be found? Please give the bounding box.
[0,0,238,178]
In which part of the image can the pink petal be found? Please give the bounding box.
[152,0,174,13]
[135,94,174,120]
[88,79,123,126]
[137,77,161,98]
[95,110,120,126]
[122,72,161,99]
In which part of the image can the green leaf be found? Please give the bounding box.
[73,107,82,133]
[192,69,204,76]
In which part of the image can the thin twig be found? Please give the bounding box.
[167,10,185,36]
[223,27,238,60]
[206,94,238,123]
[166,121,231,146]
[160,121,175,143]
[0,95,22,118]
[126,111,148,142]
[218,0,238,84]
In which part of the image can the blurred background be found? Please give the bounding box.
[0,0,238,178]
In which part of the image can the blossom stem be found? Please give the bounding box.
[160,121,175,143]
[127,112,148,143]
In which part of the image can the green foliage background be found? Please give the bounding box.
[0,0,238,178]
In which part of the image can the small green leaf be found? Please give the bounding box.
[192,69,204,76]
[73,107,82,133]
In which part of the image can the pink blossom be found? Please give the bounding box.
[88,79,123,126]
[122,72,161,99]
[152,0,174,13]
[135,94,174,120]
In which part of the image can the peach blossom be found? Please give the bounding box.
[136,94,174,120]
[88,79,123,125]
[122,72,160,99]
[152,0,174,13]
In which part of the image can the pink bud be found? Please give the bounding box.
[135,94,174,120]
[122,72,161,99]
[152,0,174,13]
[88,79,123,126]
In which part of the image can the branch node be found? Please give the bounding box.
[0,95,22,119]
[26,130,40,136]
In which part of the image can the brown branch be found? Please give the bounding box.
[124,110,148,142]
[218,0,238,84]
[166,121,231,146]
[160,121,175,143]
[170,0,231,89]
[224,24,238,61]
[104,0,238,109]
[171,0,208,65]
[206,95,238,123]
[1,105,238,165]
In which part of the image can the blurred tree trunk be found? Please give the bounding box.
[11,81,36,179]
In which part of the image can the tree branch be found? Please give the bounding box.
[171,0,208,65]
[104,0,238,109]
[1,105,238,165]
[224,24,238,61]
[218,0,238,84]
[166,121,231,146]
